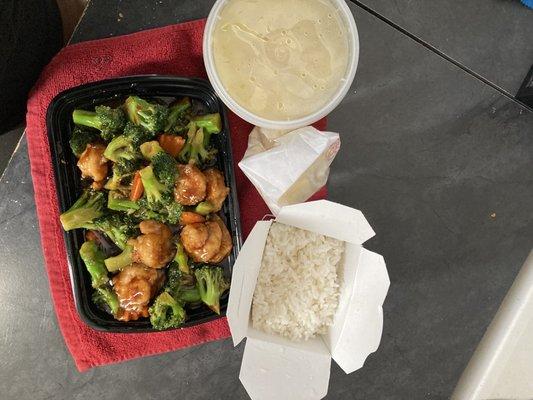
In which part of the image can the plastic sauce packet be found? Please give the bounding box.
[239,126,340,215]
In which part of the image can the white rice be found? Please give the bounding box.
[251,222,344,341]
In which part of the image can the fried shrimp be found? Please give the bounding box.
[204,168,229,212]
[77,143,108,183]
[112,263,164,321]
[174,163,207,205]
[130,220,175,269]
[209,215,233,263]
[180,221,222,262]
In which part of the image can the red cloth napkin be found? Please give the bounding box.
[25,18,327,372]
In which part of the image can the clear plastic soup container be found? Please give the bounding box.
[203,0,359,130]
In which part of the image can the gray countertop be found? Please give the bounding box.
[1,1,532,399]
[360,0,533,95]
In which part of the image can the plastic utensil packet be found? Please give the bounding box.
[238,126,340,215]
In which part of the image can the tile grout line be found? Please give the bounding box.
[0,133,25,183]
[68,0,91,45]
[349,0,533,113]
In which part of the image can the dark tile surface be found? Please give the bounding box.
[359,0,533,95]
[1,1,532,400]
[0,126,24,178]
[72,0,217,41]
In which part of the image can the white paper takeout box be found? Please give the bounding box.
[227,200,390,400]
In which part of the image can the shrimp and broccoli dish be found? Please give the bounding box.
[60,95,233,330]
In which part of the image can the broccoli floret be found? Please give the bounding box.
[72,105,126,141]
[179,284,201,303]
[158,197,183,225]
[107,191,140,212]
[194,266,229,314]
[195,201,215,216]
[191,113,222,134]
[134,194,183,225]
[123,121,156,145]
[137,161,182,224]
[131,199,162,221]
[165,97,191,132]
[69,126,100,157]
[174,242,190,274]
[152,153,178,186]
[149,291,186,330]
[103,122,154,162]
[164,263,200,303]
[60,193,139,244]
[103,136,137,162]
[60,190,105,231]
[92,286,120,316]
[92,213,139,250]
[114,157,142,176]
[140,141,178,185]
[165,261,182,293]
[178,114,220,166]
[104,244,133,272]
[125,96,169,133]
[139,165,167,204]
[105,158,143,191]
[151,264,201,330]
[79,241,109,288]
[179,126,217,167]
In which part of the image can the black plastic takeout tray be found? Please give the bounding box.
[46,75,242,332]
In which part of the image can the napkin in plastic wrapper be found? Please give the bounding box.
[238,126,340,215]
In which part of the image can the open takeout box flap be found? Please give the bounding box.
[227,221,273,346]
[330,248,390,373]
[240,328,332,400]
[276,200,375,244]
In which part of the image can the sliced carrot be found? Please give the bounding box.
[130,171,144,201]
[85,230,98,242]
[158,134,186,158]
[180,211,205,225]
